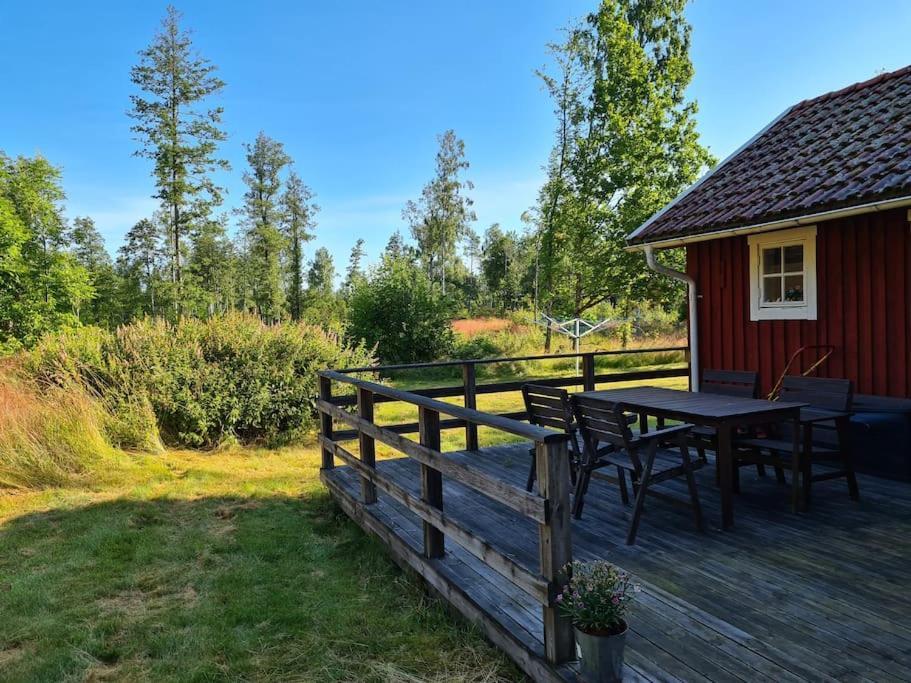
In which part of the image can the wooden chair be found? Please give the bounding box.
[690,369,764,483]
[521,384,580,492]
[735,376,859,509]
[570,395,704,545]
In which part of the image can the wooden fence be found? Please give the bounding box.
[331,346,688,448]
[317,346,688,667]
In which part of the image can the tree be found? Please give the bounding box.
[71,216,119,325]
[306,247,335,296]
[348,256,454,363]
[403,130,476,294]
[130,5,229,315]
[480,224,523,312]
[186,216,237,317]
[342,238,366,295]
[535,0,714,323]
[117,217,162,319]
[238,132,291,321]
[0,153,91,349]
[281,171,317,320]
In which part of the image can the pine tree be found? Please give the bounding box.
[306,247,335,296]
[238,132,291,321]
[384,230,406,260]
[186,216,236,317]
[342,238,366,296]
[117,218,162,318]
[403,130,476,294]
[281,171,317,320]
[130,5,229,316]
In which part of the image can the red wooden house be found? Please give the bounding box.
[629,66,911,476]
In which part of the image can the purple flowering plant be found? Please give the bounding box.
[556,560,639,636]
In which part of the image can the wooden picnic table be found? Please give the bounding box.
[576,386,807,530]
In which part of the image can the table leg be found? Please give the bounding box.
[801,422,813,511]
[717,423,734,530]
[790,412,801,513]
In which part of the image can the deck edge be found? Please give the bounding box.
[320,469,571,683]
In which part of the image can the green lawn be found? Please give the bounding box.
[0,365,686,682]
[0,447,520,682]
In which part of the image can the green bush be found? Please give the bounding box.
[347,257,454,364]
[25,313,375,448]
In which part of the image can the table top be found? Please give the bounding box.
[577,386,807,422]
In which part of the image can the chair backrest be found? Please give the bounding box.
[521,384,575,435]
[570,395,635,450]
[701,369,759,398]
[779,376,853,411]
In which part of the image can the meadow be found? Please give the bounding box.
[0,319,685,681]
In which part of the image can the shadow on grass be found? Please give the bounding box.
[0,491,520,682]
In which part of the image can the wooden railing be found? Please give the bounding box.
[317,346,687,666]
[332,346,689,449]
[317,369,575,664]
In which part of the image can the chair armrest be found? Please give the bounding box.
[637,423,693,443]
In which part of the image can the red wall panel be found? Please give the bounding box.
[686,207,911,398]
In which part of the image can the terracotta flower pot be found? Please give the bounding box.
[574,620,628,682]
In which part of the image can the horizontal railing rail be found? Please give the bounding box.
[318,346,688,666]
[335,345,687,374]
[317,367,576,664]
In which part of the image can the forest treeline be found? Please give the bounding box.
[1,0,712,361]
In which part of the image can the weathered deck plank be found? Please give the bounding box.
[323,440,911,682]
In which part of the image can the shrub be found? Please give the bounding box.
[348,257,454,364]
[24,313,375,449]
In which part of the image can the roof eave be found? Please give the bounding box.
[625,194,911,251]
[627,104,795,245]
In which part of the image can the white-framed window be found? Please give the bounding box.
[747,226,817,321]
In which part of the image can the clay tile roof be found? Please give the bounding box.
[629,65,911,246]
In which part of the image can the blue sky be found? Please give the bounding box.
[3,1,911,266]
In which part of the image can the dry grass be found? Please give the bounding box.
[451,317,513,336]
[0,370,114,490]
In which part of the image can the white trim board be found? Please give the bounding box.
[747,226,817,321]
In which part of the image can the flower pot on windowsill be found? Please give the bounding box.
[574,620,628,683]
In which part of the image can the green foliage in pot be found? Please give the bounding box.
[557,560,639,636]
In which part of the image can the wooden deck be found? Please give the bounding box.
[323,441,911,682]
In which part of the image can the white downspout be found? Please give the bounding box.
[644,246,700,391]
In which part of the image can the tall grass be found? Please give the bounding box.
[384,323,687,387]
[0,369,114,489]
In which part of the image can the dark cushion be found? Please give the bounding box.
[849,412,911,481]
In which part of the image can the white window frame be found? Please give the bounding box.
[747,225,817,321]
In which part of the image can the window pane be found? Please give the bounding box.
[762,247,782,274]
[763,276,782,303]
[784,275,804,302]
[784,245,804,273]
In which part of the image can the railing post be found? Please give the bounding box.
[536,437,573,664]
[357,387,377,504]
[319,375,334,470]
[582,353,595,392]
[419,406,445,558]
[462,361,479,450]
